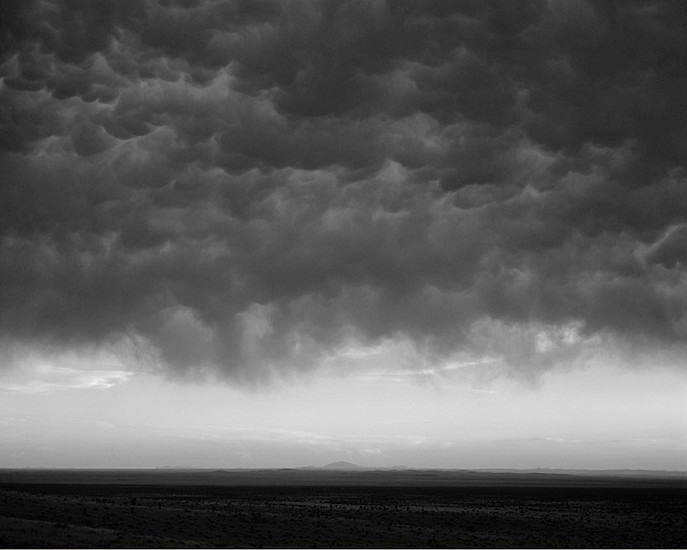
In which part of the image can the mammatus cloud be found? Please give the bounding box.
[1,0,686,383]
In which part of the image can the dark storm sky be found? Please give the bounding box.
[2,0,687,382]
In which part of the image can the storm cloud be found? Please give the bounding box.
[1,0,687,382]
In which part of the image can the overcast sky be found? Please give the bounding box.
[1,0,686,469]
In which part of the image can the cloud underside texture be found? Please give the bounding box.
[2,0,687,381]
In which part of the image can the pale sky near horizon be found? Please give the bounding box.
[1,0,687,470]
[1,342,685,469]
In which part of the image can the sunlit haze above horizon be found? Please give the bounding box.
[2,345,686,470]
[1,0,687,470]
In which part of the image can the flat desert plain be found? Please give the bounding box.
[0,469,686,548]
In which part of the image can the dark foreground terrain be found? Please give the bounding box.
[1,469,686,548]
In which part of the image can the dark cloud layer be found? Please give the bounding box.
[1,0,687,382]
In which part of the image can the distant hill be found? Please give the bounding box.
[478,468,687,478]
[316,462,409,471]
[321,461,363,471]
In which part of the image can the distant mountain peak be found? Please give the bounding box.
[321,461,362,470]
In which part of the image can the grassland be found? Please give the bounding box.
[0,468,686,548]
